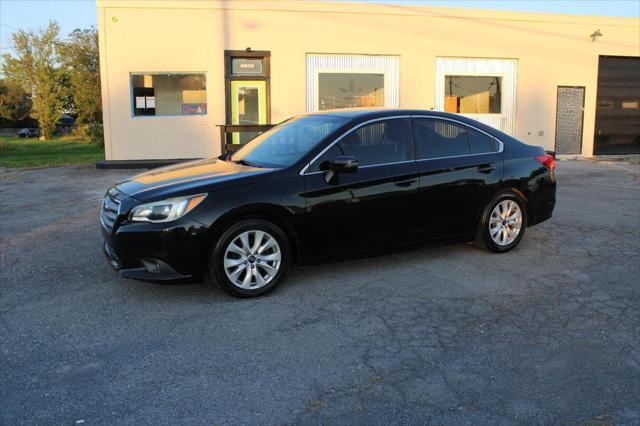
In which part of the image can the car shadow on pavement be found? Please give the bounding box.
[108,238,494,302]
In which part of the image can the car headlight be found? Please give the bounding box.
[129,194,207,223]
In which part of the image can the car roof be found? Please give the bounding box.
[304,107,516,142]
[307,107,468,121]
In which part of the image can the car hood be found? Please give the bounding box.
[114,158,275,201]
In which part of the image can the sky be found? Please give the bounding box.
[1,0,639,54]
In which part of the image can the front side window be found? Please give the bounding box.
[414,119,469,159]
[131,73,207,117]
[318,73,384,110]
[230,115,348,168]
[309,118,413,171]
[444,76,502,114]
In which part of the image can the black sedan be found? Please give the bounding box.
[101,109,556,297]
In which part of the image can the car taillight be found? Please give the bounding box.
[535,154,555,171]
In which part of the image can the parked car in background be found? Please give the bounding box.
[16,128,40,138]
[101,109,556,297]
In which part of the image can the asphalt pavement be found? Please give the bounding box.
[1,160,639,424]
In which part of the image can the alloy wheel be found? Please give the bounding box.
[489,200,522,246]
[223,230,282,289]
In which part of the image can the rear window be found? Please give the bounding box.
[468,128,496,154]
[413,118,469,159]
[413,118,498,159]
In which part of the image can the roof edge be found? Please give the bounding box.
[95,0,639,25]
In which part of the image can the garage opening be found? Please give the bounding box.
[594,56,640,155]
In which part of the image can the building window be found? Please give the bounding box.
[306,54,399,112]
[318,73,384,110]
[444,76,502,114]
[131,73,207,117]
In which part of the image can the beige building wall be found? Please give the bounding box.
[96,0,640,160]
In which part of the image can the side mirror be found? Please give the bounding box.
[330,155,358,173]
[325,155,358,183]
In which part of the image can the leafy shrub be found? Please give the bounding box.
[85,122,104,146]
[73,122,104,146]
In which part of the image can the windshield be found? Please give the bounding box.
[229,115,349,168]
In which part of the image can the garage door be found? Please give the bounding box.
[594,56,640,155]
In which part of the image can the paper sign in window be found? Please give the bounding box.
[135,96,146,109]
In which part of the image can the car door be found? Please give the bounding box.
[301,117,420,256]
[412,116,503,239]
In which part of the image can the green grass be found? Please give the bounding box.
[0,136,105,168]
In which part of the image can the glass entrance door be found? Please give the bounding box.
[555,86,585,155]
[230,80,267,144]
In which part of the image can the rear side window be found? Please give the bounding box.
[413,118,469,159]
[468,128,496,154]
[309,118,413,172]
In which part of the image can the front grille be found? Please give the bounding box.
[100,191,121,232]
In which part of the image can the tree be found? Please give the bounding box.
[1,21,66,140]
[59,28,102,126]
[0,79,32,123]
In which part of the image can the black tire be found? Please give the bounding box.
[476,191,528,253]
[209,219,291,298]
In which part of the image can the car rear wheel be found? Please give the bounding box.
[477,191,528,253]
[210,219,290,298]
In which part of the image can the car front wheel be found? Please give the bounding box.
[478,192,528,253]
[210,219,290,298]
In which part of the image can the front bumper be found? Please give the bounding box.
[103,241,192,281]
[101,214,210,281]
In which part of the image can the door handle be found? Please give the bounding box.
[395,179,417,188]
[477,165,495,174]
